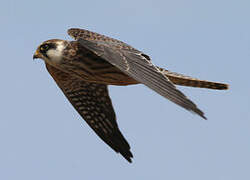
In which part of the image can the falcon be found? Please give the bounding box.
[33,28,228,162]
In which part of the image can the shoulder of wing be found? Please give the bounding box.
[67,28,140,52]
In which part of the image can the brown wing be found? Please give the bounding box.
[68,28,137,51]
[68,28,206,119]
[46,63,133,162]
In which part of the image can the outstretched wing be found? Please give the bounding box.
[68,28,206,119]
[46,63,133,162]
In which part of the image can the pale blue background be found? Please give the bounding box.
[1,0,249,179]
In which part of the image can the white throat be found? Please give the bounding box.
[46,41,65,63]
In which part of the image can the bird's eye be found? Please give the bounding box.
[40,44,50,52]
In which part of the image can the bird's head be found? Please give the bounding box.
[33,39,68,64]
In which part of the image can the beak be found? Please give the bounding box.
[33,50,40,60]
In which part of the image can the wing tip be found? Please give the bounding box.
[192,108,207,120]
[198,113,207,120]
[120,150,133,163]
[108,129,134,163]
[115,131,134,163]
[201,114,207,120]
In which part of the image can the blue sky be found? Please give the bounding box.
[1,0,249,179]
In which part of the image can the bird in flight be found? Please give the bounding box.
[33,28,228,162]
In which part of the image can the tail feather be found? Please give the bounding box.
[158,68,229,90]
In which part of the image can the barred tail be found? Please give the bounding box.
[158,68,229,90]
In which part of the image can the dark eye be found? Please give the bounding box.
[40,44,50,53]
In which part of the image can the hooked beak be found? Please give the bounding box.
[33,50,40,60]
